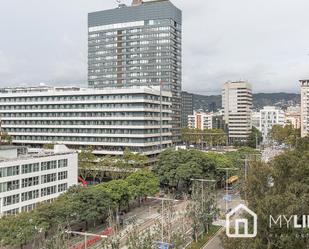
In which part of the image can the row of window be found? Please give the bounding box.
[0,171,68,193]
[0,103,170,110]
[90,66,175,73]
[88,45,179,56]
[3,118,170,125]
[0,159,68,179]
[88,19,178,33]
[0,93,166,103]
[90,71,174,79]
[6,128,170,135]
[3,111,168,120]
[88,26,175,38]
[10,136,171,144]
[90,47,178,57]
[3,183,68,206]
[89,78,176,86]
[89,32,173,45]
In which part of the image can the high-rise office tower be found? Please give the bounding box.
[181,91,193,128]
[222,81,252,142]
[88,0,182,142]
[300,80,309,137]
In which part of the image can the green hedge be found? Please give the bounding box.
[186,225,221,249]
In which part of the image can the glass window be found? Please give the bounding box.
[58,183,68,193]
[41,161,57,171]
[4,194,20,206]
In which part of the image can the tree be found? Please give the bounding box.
[247,127,262,148]
[156,148,245,193]
[122,148,148,167]
[181,128,227,148]
[43,143,54,150]
[126,170,159,202]
[78,146,97,181]
[221,136,309,249]
[186,181,218,242]
[97,179,132,211]
[0,132,12,144]
[69,186,113,230]
[126,226,158,249]
[0,212,38,249]
[269,124,300,146]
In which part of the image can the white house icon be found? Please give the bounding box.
[226,204,257,238]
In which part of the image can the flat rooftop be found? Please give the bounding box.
[0,145,76,163]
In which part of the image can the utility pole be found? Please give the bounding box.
[190,178,216,211]
[147,196,178,245]
[243,153,260,203]
[256,133,259,149]
[217,168,238,213]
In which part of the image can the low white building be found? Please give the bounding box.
[260,106,285,141]
[251,112,261,130]
[0,85,172,157]
[0,145,78,216]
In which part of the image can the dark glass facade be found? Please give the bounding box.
[88,0,182,142]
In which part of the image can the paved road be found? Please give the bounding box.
[203,228,224,249]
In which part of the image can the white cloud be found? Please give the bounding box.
[0,0,308,93]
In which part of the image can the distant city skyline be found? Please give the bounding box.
[0,0,309,94]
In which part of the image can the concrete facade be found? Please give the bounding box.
[0,86,172,157]
[0,145,77,216]
[222,81,252,142]
[300,80,309,137]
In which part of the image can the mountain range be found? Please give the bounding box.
[192,92,300,112]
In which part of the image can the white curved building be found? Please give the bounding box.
[0,86,172,157]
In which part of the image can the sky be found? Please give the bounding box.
[0,0,309,94]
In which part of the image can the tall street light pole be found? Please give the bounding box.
[217,168,238,213]
[190,178,216,211]
[147,196,178,245]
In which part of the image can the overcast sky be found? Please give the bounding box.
[0,0,308,94]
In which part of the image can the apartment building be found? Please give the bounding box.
[0,145,77,216]
[222,81,252,142]
[300,80,309,137]
[0,86,172,157]
[260,106,285,141]
[252,111,261,129]
[188,111,213,130]
[285,105,301,129]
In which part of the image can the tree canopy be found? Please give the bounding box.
[0,169,159,249]
[222,136,309,249]
[269,124,300,146]
[181,128,228,148]
[155,148,247,193]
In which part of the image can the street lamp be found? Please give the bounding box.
[217,168,238,213]
[147,196,179,246]
[190,178,216,211]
